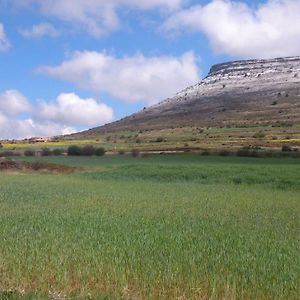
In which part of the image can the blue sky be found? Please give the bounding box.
[0,0,299,139]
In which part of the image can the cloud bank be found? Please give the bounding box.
[39,51,200,105]
[0,90,113,139]
[164,0,300,58]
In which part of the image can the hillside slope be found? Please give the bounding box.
[75,56,300,136]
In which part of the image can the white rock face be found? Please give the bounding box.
[154,56,300,110]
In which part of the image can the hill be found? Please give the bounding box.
[63,56,300,153]
[74,56,300,137]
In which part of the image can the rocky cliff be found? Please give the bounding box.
[81,56,300,134]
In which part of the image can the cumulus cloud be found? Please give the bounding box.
[12,0,183,37]
[34,93,113,127]
[0,23,10,51]
[0,90,114,139]
[164,0,300,58]
[38,51,200,105]
[20,23,61,38]
[0,90,32,115]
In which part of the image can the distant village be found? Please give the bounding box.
[0,136,59,145]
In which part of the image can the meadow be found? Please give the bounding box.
[0,155,299,299]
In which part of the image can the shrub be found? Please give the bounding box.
[52,148,64,156]
[201,150,210,156]
[41,147,52,156]
[155,137,164,143]
[253,131,266,139]
[24,149,36,157]
[237,149,250,157]
[81,145,95,156]
[118,149,125,155]
[219,150,230,156]
[282,145,292,152]
[67,145,82,156]
[250,150,260,158]
[131,149,140,157]
[95,147,106,156]
[0,151,19,157]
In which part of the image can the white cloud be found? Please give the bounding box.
[38,51,200,105]
[0,23,10,51]
[0,90,114,139]
[0,90,31,115]
[164,0,300,58]
[20,23,61,38]
[0,118,76,140]
[12,0,183,37]
[34,93,114,127]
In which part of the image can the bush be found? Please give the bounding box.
[52,148,64,156]
[41,147,52,156]
[219,150,230,156]
[253,131,265,139]
[131,149,140,157]
[24,149,36,157]
[81,145,95,156]
[236,149,264,158]
[67,145,82,156]
[0,150,22,157]
[118,149,125,155]
[201,150,210,156]
[95,147,106,156]
[237,149,249,157]
[155,137,164,143]
[282,145,292,152]
[67,145,105,156]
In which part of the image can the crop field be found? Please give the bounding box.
[0,155,299,299]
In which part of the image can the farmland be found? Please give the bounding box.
[0,155,299,299]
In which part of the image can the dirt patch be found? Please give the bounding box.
[0,159,76,174]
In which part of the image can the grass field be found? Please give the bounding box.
[0,155,299,299]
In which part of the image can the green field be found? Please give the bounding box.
[0,155,299,299]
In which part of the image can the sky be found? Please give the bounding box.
[1,0,300,139]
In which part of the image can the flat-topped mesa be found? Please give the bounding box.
[169,55,300,101]
[71,56,300,135]
[208,56,300,78]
